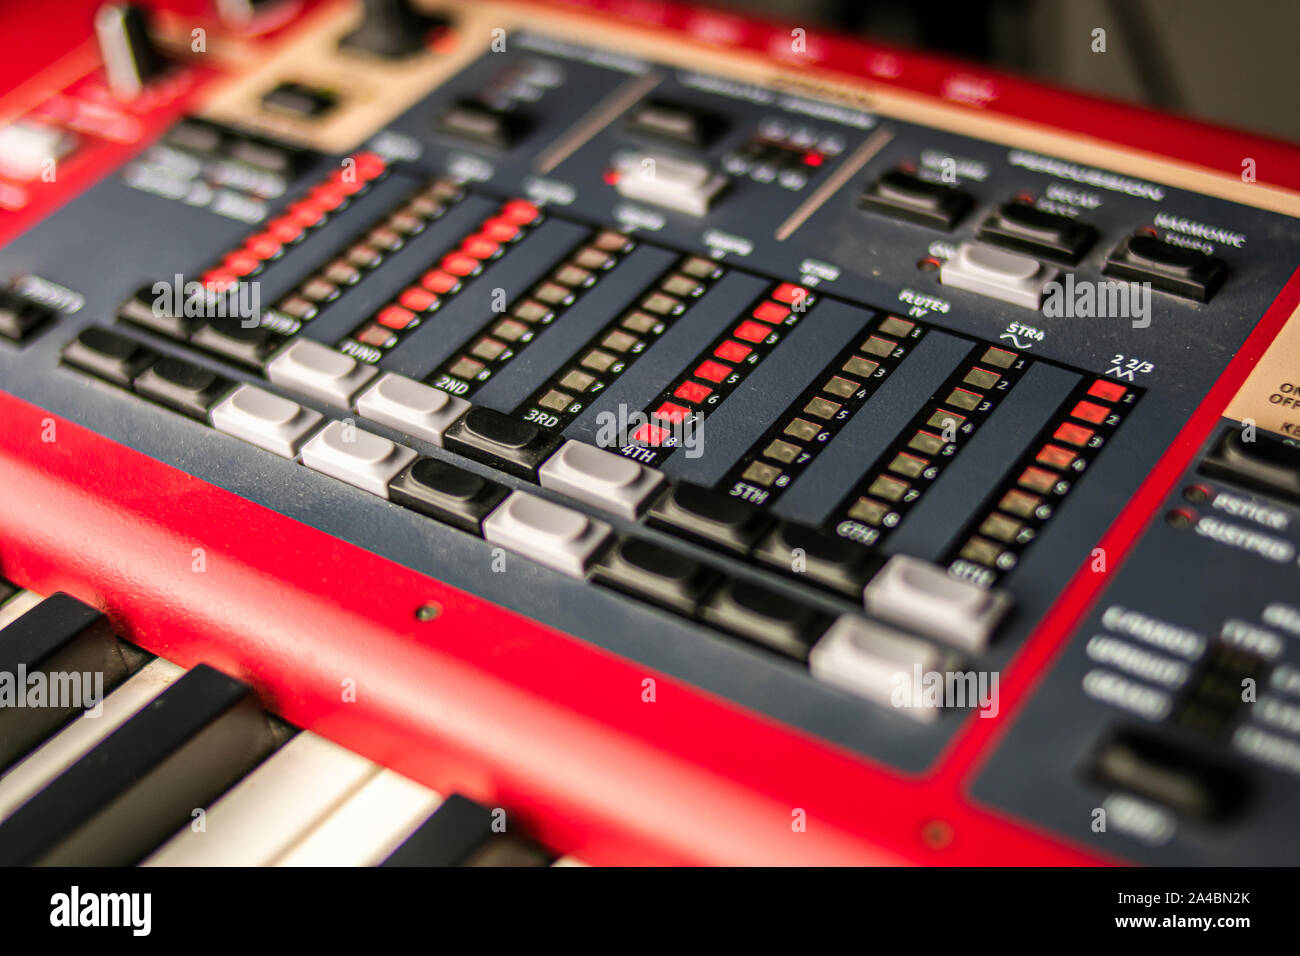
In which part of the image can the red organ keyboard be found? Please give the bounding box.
[0,0,1299,869]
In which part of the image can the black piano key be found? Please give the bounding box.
[0,663,276,865]
[0,593,141,771]
[381,794,552,867]
[0,576,15,605]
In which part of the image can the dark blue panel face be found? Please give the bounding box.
[2,26,1299,862]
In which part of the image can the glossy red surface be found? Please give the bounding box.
[2,0,1299,864]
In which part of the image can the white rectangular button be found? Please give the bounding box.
[266,338,379,407]
[300,420,416,497]
[809,616,945,721]
[354,372,469,446]
[483,491,612,578]
[863,554,1012,653]
[614,151,727,216]
[538,440,664,519]
[940,241,1058,309]
[211,384,323,458]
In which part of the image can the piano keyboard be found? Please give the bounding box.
[0,583,574,867]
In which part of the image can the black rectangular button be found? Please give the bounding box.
[1103,233,1227,302]
[0,289,54,344]
[699,579,829,661]
[592,537,720,616]
[1199,427,1300,505]
[860,169,973,230]
[627,98,725,146]
[389,457,509,534]
[645,483,772,555]
[753,522,882,597]
[0,593,139,771]
[163,119,223,154]
[977,202,1096,263]
[381,794,551,867]
[1087,728,1247,821]
[190,318,288,368]
[437,99,530,148]
[134,356,234,420]
[61,327,158,387]
[0,664,276,865]
[118,284,199,339]
[442,407,562,480]
[262,81,338,119]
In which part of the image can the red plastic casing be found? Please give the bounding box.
[1,0,1299,864]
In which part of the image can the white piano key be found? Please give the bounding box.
[0,658,184,822]
[143,731,380,866]
[0,589,43,630]
[273,768,442,867]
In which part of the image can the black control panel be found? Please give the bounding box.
[2,22,1299,864]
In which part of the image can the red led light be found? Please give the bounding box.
[714,340,752,362]
[462,235,501,259]
[501,199,541,225]
[309,183,348,211]
[695,360,732,383]
[654,402,691,424]
[244,233,282,260]
[421,270,459,294]
[288,201,326,227]
[399,287,439,312]
[481,217,520,243]
[674,381,713,404]
[201,269,237,293]
[441,253,479,277]
[352,151,387,181]
[803,152,824,167]
[753,301,790,323]
[223,251,260,277]
[632,422,669,445]
[377,305,417,330]
[1087,379,1127,403]
[770,282,809,306]
[734,320,772,343]
[266,217,305,244]
[1053,422,1095,447]
[1071,401,1109,425]
[333,173,367,196]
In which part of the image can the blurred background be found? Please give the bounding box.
[709,0,1300,143]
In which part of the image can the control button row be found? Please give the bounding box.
[643,483,1012,652]
[645,482,878,597]
[860,164,1230,303]
[57,328,992,713]
[0,288,56,345]
[61,327,239,422]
